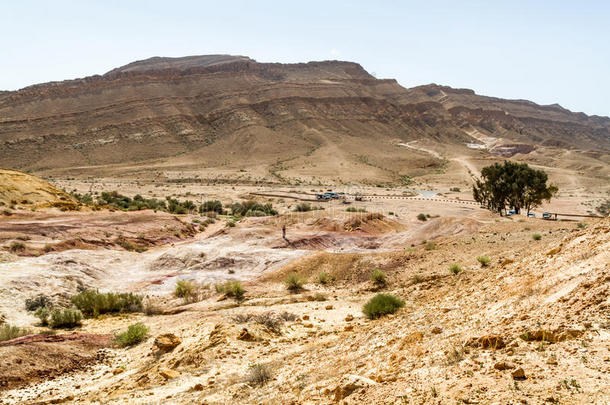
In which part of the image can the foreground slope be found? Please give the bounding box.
[0,169,75,207]
[1,212,607,404]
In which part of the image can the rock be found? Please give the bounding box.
[467,335,506,349]
[511,368,526,380]
[333,374,377,401]
[303,323,314,328]
[112,367,125,375]
[325,305,333,310]
[303,315,310,320]
[494,361,515,370]
[159,368,180,380]
[192,383,204,391]
[237,328,258,342]
[431,326,443,334]
[345,314,354,322]
[520,329,583,343]
[546,247,561,256]
[154,334,182,353]
[344,325,353,331]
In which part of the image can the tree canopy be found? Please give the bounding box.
[473,161,558,215]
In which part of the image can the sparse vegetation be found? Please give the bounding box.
[48,308,83,328]
[370,268,386,286]
[245,363,272,386]
[312,292,327,301]
[317,272,331,285]
[71,290,143,317]
[114,323,149,347]
[577,222,587,229]
[0,324,30,342]
[231,200,277,216]
[216,281,245,300]
[25,295,51,312]
[294,202,312,212]
[174,279,207,303]
[199,200,223,214]
[424,242,436,251]
[362,293,405,319]
[9,241,26,253]
[476,256,491,267]
[417,213,427,221]
[285,273,306,291]
[532,233,542,241]
[449,263,462,275]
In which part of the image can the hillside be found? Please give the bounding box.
[0,169,75,207]
[0,55,609,184]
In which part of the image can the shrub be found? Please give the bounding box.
[313,293,327,301]
[370,269,386,286]
[317,272,331,285]
[577,222,587,229]
[25,295,51,312]
[424,242,436,251]
[449,263,462,275]
[476,256,491,267]
[199,200,223,214]
[294,203,311,212]
[34,306,51,325]
[450,187,461,192]
[285,273,306,291]
[346,206,357,212]
[231,200,277,216]
[49,308,83,328]
[245,363,272,386]
[71,290,143,317]
[9,241,26,253]
[226,220,236,227]
[0,324,30,342]
[174,280,195,298]
[417,213,427,221]
[362,294,405,319]
[532,233,542,241]
[114,323,149,347]
[216,281,245,300]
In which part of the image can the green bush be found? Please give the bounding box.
[370,269,386,286]
[0,324,30,342]
[317,272,331,285]
[476,256,491,267]
[216,281,245,300]
[577,222,587,229]
[449,263,462,275]
[417,213,427,221]
[174,280,195,298]
[285,273,306,291]
[424,242,436,251]
[294,203,312,212]
[532,233,542,241]
[25,295,51,312]
[49,308,83,328]
[231,200,277,216]
[34,306,51,326]
[362,294,405,319]
[199,200,223,214]
[114,323,149,347]
[71,290,143,317]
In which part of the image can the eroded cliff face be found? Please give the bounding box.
[0,55,608,175]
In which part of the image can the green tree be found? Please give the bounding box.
[473,161,557,215]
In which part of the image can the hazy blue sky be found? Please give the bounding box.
[2,1,609,116]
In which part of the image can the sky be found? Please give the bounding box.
[1,0,609,116]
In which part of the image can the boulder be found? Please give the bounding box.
[154,334,181,353]
[511,368,526,380]
[333,374,377,401]
[159,368,180,379]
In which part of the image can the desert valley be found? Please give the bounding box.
[0,55,608,404]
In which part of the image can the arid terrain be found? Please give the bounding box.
[0,55,609,405]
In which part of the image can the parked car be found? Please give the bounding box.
[507,209,517,216]
[528,212,535,217]
[316,193,330,200]
[542,212,552,219]
[324,192,340,199]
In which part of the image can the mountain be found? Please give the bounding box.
[0,55,608,182]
